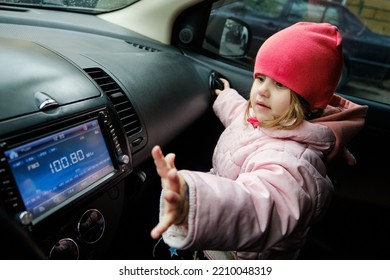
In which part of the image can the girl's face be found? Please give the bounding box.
[249,74,292,122]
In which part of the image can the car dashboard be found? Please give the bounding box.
[0,7,212,259]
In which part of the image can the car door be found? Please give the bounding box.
[173,0,390,259]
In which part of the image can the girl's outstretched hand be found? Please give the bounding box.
[150,145,189,239]
[214,77,231,96]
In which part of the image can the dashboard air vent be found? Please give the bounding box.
[127,42,159,52]
[84,67,142,137]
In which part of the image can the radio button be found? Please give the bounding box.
[0,165,7,175]
[115,144,122,154]
[99,110,111,123]
[4,197,20,209]
[1,177,12,188]
[0,156,6,164]
[1,187,16,197]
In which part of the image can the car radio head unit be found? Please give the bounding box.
[0,109,131,226]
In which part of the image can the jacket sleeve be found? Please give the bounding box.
[213,88,248,127]
[161,148,333,253]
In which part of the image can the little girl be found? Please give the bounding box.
[150,22,368,259]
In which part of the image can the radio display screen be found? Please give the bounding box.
[4,119,115,224]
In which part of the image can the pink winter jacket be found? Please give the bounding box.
[161,89,367,259]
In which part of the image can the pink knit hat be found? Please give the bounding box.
[254,22,343,109]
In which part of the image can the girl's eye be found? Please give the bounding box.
[275,82,286,88]
[257,75,265,82]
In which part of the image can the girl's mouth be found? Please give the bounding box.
[256,101,270,110]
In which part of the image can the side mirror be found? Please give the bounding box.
[220,19,249,56]
[203,18,250,58]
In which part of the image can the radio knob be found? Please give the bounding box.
[18,211,33,225]
[118,154,130,164]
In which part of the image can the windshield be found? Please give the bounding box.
[0,0,138,13]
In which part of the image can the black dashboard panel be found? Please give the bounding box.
[0,7,212,259]
[0,38,100,120]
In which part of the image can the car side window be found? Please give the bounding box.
[323,7,340,26]
[289,1,340,26]
[204,0,390,105]
[289,0,325,22]
[248,0,287,18]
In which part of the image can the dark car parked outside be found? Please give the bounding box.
[207,0,390,90]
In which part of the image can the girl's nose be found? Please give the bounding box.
[257,79,271,97]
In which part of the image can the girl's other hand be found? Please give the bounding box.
[150,145,189,239]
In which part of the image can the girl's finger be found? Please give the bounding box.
[151,145,170,176]
[165,153,176,169]
[151,214,175,239]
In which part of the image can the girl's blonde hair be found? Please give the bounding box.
[245,91,322,130]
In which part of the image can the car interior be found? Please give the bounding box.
[0,0,389,260]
